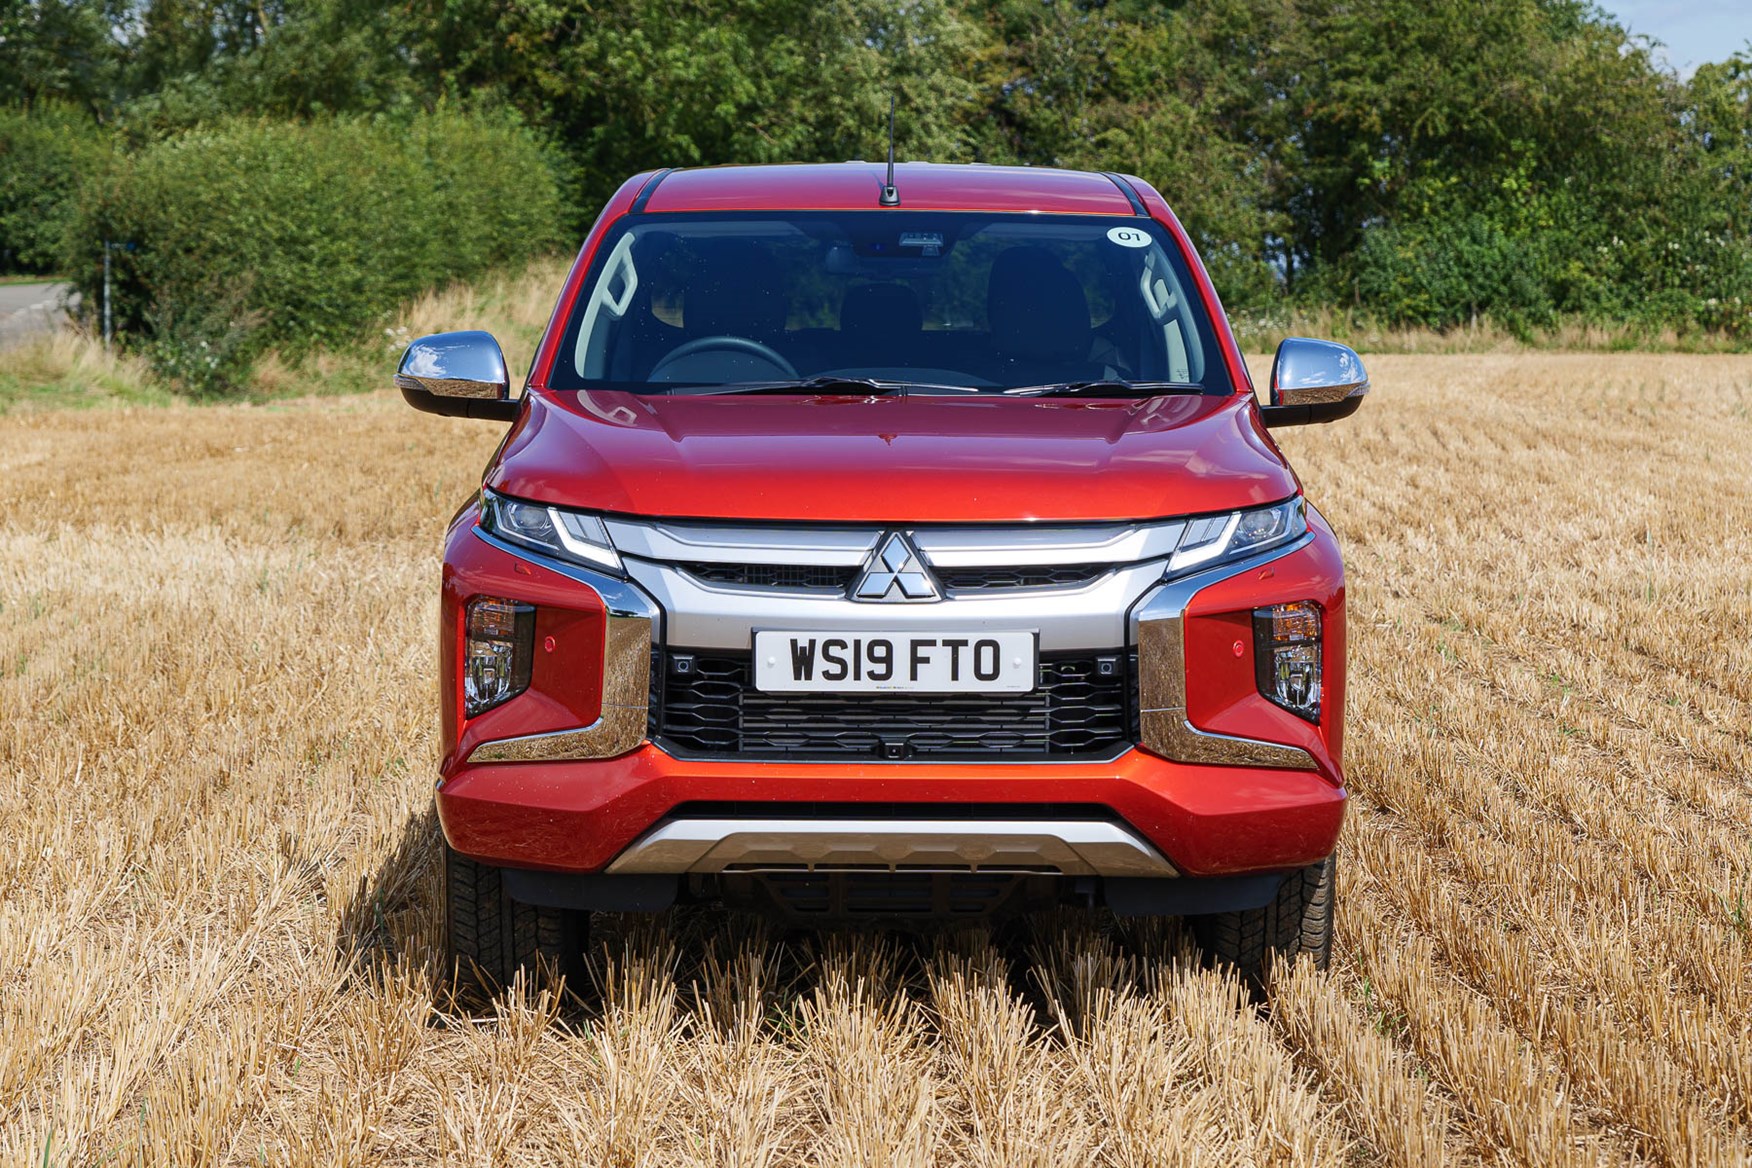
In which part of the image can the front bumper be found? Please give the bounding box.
[435,501,1347,881]
[437,745,1345,879]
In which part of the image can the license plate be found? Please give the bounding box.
[753,630,1037,693]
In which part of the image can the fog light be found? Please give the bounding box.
[465,597,534,717]
[1253,601,1321,721]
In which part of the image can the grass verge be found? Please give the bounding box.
[1231,304,1752,354]
[0,257,568,414]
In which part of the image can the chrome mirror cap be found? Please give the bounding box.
[1269,337,1369,407]
[396,330,518,421]
[396,330,510,399]
[1261,337,1368,427]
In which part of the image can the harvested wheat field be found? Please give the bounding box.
[2,352,1750,1166]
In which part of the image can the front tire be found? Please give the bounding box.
[444,842,586,995]
[1192,854,1334,979]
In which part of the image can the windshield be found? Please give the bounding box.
[547,212,1234,395]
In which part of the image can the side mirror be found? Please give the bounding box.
[1259,337,1368,427]
[395,330,519,421]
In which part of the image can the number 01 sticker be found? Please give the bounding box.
[1106,226,1152,248]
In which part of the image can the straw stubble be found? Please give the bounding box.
[2,351,1748,1164]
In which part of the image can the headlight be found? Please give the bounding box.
[480,488,622,572]
[1165,497,1306,577]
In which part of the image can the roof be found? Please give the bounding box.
[639,162,1143,216]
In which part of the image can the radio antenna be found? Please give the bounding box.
[879,95,900,207]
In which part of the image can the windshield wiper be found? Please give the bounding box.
[693,376,981,397]
[1003,379,1207,398]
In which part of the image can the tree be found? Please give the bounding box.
[403,0,991,221]
[0,0,128,115]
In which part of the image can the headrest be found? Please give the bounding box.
[840,283,923,342]
[685,240,787,337]
[987,247,1091,363]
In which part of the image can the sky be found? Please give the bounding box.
[1600,1,1752,78]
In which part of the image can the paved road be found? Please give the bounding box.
[0,281,76,348]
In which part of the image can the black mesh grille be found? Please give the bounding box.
[679,562,858,591]
[677,562,1112,593]
[654,651,1133,760]
[937,564,1112,591]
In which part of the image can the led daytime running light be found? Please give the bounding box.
[1165,497,1306,577]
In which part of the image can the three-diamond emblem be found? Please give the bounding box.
[852,532,941,602]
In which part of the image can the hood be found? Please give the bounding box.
[485,390,1299,523]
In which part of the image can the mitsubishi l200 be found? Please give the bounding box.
[396,163,1368,986]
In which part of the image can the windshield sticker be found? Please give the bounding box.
[1107,226,1152,249]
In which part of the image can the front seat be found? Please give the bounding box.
[986,247,1105,384]
[683,239,788,341]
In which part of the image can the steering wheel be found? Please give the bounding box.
[648,335,797,382]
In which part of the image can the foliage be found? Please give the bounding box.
[416,0,989,219]
[1350,215,1553,333]
[966,0,1290,309]
[0,0,129,115]
[3,0,1752,376]
[1265,0,1750,333]
[63,109,563,394]
[0,102,111,274]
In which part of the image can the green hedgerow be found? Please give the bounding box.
[65,109,565,396]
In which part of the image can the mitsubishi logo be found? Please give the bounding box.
[852,532,941,602]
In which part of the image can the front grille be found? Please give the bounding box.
[653,651,1133,760]
[679,562,858,591]
[937,564,1112,591]
[675,562,1112,594]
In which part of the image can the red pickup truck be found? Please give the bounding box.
[397,163,1367,986]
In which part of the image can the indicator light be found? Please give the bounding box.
[465,597,535,716]
[1253,601,1321,721]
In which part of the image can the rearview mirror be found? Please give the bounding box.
[396,330,519,421]
[1259,337,1368,428]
